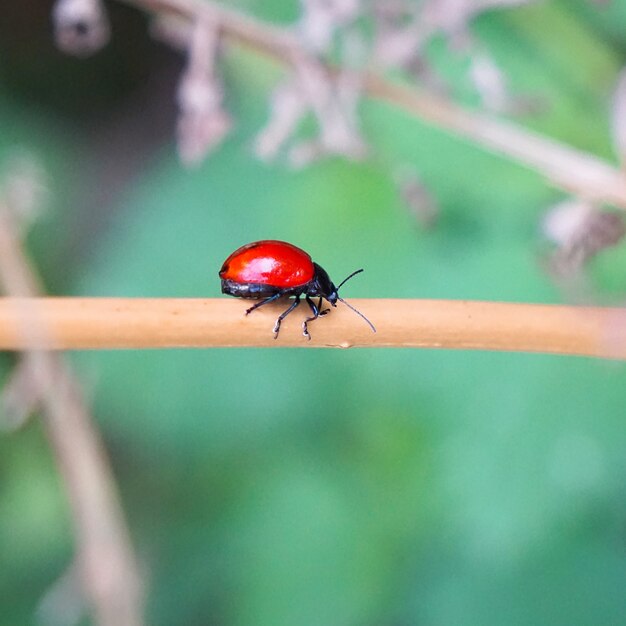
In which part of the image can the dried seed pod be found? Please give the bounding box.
[394,168,439,228]
[299,0,362,53]
[543,200,626,276]
[177,16,232,165]
[255,80,308,161]
[52,0,110,57]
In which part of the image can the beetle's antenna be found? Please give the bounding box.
[335,268,375,332]
[337,297,376,333]
[336,268,364,290]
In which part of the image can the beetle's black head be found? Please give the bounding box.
[311,263,338,305]
[310,263,376,332]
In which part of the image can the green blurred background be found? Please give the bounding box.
[2,1,626,624]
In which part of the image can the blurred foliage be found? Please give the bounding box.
[2,1,626,625]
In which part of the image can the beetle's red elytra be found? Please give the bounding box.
[219,240,376,339]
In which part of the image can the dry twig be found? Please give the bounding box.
[115,0,626,208]
[0,297,625,359]
[0,203,144,625]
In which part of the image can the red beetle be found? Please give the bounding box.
[219,240,376,339]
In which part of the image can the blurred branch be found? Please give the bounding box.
[0,204,144,625]
[0,297,625,358]
[1,356,45,430]
[116,0,626,208]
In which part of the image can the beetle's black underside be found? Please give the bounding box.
[221,279,306,299]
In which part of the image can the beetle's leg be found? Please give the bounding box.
[317,296,330,317]
[273,297,301,339]
[245,292,281,315]
[302,296,322,340]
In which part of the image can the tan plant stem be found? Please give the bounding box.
[117,0,626,208]
[0,211,144,626]
[0,297,625,358]
[1,356,45,429]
